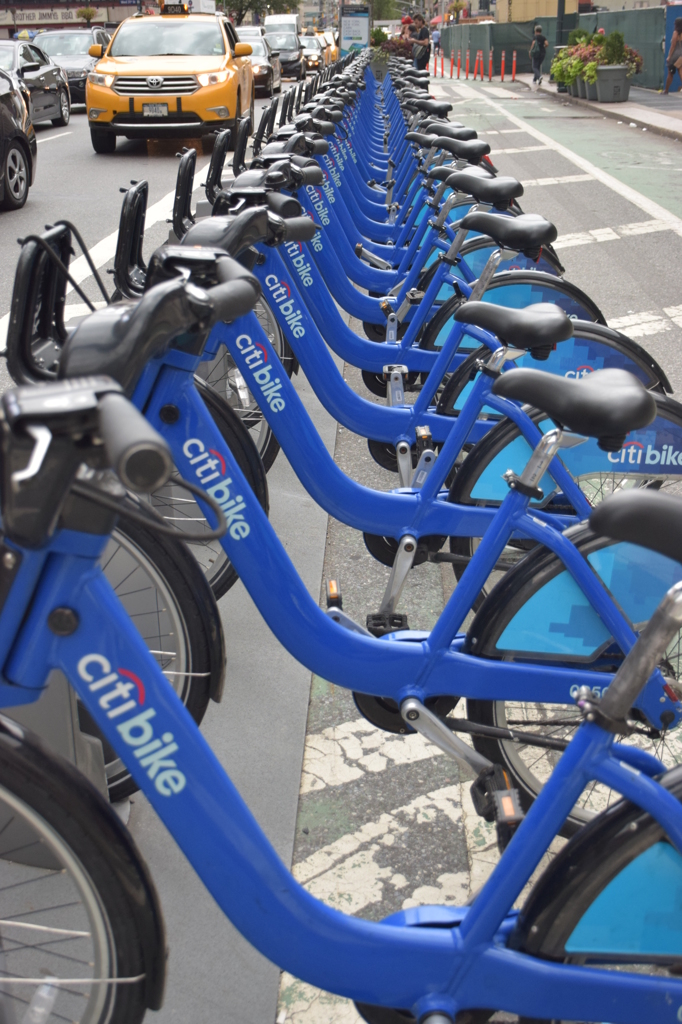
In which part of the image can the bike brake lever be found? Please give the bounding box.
[12,425,53,489]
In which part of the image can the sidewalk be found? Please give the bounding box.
[516,72,682,142]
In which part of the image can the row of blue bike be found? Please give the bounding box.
[0,48,681,1024]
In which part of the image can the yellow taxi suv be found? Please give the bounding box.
[86,3,253,154]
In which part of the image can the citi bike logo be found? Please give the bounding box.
[77,654,186,797]
[304,185,330,227]
[322,154,342,188]
[565,365,594,379]
[233,333,285,412]
[264,274,306,338]
[607,440,682,466]
[183,438,251,539]
[284,240,314,287]
[319,173,336,205]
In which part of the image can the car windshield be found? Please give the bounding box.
[248,40,267,56]
[39,33,92,56]
[0,46,14,71]
[267,33,297,49]
[300,35,320,49]
[110,20,225,57]
[324,32,334,45]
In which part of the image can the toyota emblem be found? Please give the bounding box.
[147,76,164,89]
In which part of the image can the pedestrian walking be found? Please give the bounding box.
[412,14,431,71]
[664,17,682,95]
[529,24,547,85]
[432,26,441,56]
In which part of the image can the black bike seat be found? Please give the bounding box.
[456,301,572,352]
[461,211,556,256]
[415,99,453,116]
[406,131,437,147]
[434,137,490,164]
[422,121,477,141]
[590,491,682,566]
[446,171,523,207]
[493,368,656,449]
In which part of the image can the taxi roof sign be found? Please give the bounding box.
[160,2,190,13]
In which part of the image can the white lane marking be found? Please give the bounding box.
[608,311,675,338]
[664,304,682,329]
[0,161,211,352]
[554,218,678,250]
[478,128,527,135]
[36,131,72,144]
[299,717,442,794]
[466,86,682,236]
[490,145,550,155]
[521,173,594,187]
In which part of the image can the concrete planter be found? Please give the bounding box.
[576,76,587,98]
[585,78,599,100]
[596,64,631,103]
[569,80,579,96]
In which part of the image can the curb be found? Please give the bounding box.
[519,79,682,144]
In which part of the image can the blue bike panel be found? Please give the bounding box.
[566,842,682,956]
[496,543,682,658]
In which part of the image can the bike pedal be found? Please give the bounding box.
[365,612,409,637]
[325,579,343,610]
[470,764,524,853]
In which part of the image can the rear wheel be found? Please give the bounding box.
[0,142,29,211]
[52,87,70,127]
[90,128,116,154]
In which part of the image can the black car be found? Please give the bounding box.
[0,40,70,127]
[36,27,111,105]
[244,36,282,97]
[263,30,305,80]
[0,68,37,210]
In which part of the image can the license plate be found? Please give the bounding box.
[143,103,168,117]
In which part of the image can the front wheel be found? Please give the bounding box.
[0,142,29,211]
[90,127,116,154]
[0,714,163,1023]
[52,87,70,127]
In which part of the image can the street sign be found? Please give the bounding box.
[340,3,369,55]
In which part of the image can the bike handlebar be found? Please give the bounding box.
[98,392,173,494]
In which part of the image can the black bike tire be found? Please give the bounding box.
[80,495,224,802]
[418,271,607,353]
[0,713,166,1020]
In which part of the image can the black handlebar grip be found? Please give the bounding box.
[300,165,324,185]
[283,217,320,242]
[210,258,262,323]
[310,138,330,154]
[98,392,173,494]
[311,120,335,136]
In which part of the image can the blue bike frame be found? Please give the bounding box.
[2,520,682,1021]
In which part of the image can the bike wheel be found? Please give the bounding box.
[446,394,682,609]
[0,714,164,1023]
[80,496,224,802]
[509,769,682,1023]
[463,527,682,834]
[148,377,269,599]
[195,297,291,472]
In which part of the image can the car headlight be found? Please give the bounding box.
[197,70,229,86]
[87,71,115,87]
[66,69,82,79]
[251,64,262,74]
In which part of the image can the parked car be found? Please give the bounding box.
[244,36,281,97]
[237,26,268,38]
[0,40,70,127]
[299,34,325,73]
[36,27,111,105]
[265,30,305,80]
[85,8,253,153]
[0,68,37,210]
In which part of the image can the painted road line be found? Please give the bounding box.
[36,132,72,144]
[0,162,214,352]
[554,219,679,250]
[461,84,682,236]
[521,174,594,187]
[478,128,528,135]
[490,145,551,155]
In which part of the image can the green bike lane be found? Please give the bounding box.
[275,79,682,1024]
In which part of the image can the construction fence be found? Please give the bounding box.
[440,6,667,90]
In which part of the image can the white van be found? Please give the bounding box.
[264,13,300,36]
